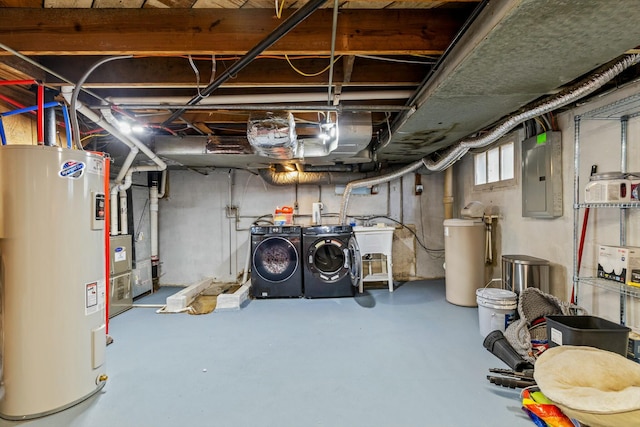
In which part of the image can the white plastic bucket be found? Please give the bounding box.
[476,288,517,338]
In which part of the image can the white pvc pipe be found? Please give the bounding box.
[110,188,119,236]
[119,190,128,235]
[107,90,413,106]
[109,165,164,236]
[110,173,132,236]
[157,170,167,198]
[150,184,159,263]
[61,87,167,172]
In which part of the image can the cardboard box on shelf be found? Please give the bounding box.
[630,270,640,288]
[597,245,640,285]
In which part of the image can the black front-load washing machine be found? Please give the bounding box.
[250,225,303,298]
[302,225,361,298]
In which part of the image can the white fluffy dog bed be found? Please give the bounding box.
[534,345,640,427]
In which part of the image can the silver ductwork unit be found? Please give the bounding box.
[154,112,374,168]
[299,111,372,161]
[247,112,298,160]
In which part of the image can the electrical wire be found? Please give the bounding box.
[251,214,275,226]
[285,54,343,77]
[80,133,109,142]
[533,116,547,132]
[541,113,553,131]
[275,0,286,18]
[70,55,133,150]
[187,54,217,99]
[211,55,217,84]
[355,54,437,65]
[187,54,204,98]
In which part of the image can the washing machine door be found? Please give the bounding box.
[307,237,348,282]
[253,236,299,283]
[348,235,361,287]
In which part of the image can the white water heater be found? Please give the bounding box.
[0,145,107,419]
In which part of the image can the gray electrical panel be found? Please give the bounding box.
[522,131,562,218]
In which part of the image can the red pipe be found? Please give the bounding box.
[0,79,37,86]
[0,94,33,112]
[572,164,598,304]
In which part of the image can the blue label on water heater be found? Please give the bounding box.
[59,160,85,179]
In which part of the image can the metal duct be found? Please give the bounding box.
[299,111,372,159]
[258,167,387,186]
[424,54,640,172]
[377,0,640,164]
[299,164,357,173]
[247,112,297,160]
[338,160,426,223]
[338,53,640,224]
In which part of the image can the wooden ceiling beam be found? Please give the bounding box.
[0,0,479,7]
[0,8,468,56]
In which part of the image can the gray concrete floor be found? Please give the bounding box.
[1,280,534,427]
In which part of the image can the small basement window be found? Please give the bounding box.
[474,140,515,188]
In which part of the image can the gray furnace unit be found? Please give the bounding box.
[109,234,133,317]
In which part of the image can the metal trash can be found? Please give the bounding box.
[501,255,550,295]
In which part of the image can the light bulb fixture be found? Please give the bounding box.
[132,124,146,134]
[117,120,132,134]
[317,113,339,144]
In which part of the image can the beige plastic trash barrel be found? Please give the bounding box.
[444,219,485,306]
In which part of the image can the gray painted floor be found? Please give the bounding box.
[1,280,534,427]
